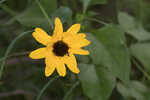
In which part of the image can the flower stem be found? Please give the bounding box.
[36,75,59,100]
[62,81,80,100]
[35,0,53,29]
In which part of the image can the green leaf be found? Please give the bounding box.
[91,0,107,5]
[130,43,150,73]
[51,7,72,24]
[15,0,57,28]
[87,33,112,65]
[117,81,150,100]
[78,63,115,100]
[81,0,108,13]
[87,24,130,82]
[118,12,150,41]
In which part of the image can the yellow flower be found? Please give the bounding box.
[29,17,90,77]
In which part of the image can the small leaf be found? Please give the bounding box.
[78,63,115,100]
[130,43,150,73]
[118,12,150,41]
[117,81,150,100]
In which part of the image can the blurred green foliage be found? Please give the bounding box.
[0,0,150,100]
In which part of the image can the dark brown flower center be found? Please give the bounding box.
[53,41,69,57]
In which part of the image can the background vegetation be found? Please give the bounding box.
[0,0,150,100]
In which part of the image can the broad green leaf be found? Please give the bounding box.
[15,0,57,28]
[130,43,150,73]
[118,12,150,41]
[87,25,130,82]
[117,81,150,100]
[51,7,72,24]
[87,33,112,66]
[78,63,115,100]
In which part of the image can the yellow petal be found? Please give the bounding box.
[56,61,66,77]
[53,17,63,40]
[46,52,66,77]
[63,55,80,74]
[45,49,57,66]
[77,33,86,38]
[45,54,56,77]
[29,48,47,59]
[33,28,52,46]
[63,32,86,39]
[70,48,89,55]
[72,39,91,48]
[45,66,55,77]
[67,24,80,34]
[63,32,90,48]
[64,35,90,48]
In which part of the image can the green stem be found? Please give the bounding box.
[36,75,59,100]
[35,0,53,29]
[85,17,108,25]
[62,81,80,100]
[133,59,150,80]
[0,30,32,79]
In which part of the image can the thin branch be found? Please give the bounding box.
[63,81,80,100]
[35,0,53,29]
[85,17,109,25]
[36,75,59,100]
[0,30,32,79]
[0,2,17,16]
[132,58,150,80]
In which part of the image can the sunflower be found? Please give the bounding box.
[29,17,90,77]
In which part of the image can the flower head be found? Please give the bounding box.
[29,17,90,77]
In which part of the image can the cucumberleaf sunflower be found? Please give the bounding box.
[29,17,90,77]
